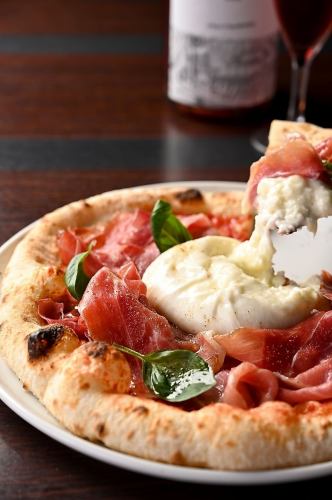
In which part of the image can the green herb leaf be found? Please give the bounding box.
[113,343,216,402]
[323,159,332,172]
[151,199,192,253]
[64,242,94,300]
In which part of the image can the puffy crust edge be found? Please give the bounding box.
[1,186,332,471]
[268,120,332,152]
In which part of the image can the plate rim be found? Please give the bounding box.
[1,180,332,485]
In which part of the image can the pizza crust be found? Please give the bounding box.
[1,185,332,471]
[268,120,332,152]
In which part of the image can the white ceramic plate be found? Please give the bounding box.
[0,180,331,485]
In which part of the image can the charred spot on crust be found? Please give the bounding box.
[28,325,65,360]
[1,294,8,304]
[171,451,186,465]
[175,189,203,202]
[96,423,106,438]
[132,406,149,416]
[87,342,108,359]
[35,256,46,264]
[126,430,135,440]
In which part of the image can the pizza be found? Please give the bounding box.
[0,121,332,471]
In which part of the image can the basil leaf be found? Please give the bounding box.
[114,343,216,402]
[151,200,192,253]
[323,160,332,172]
[64,243,93,300]
[143,350,216,402]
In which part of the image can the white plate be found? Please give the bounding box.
[0,180,331,485]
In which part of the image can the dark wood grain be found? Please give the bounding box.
[0,0,164,35]
[0,53,329,137]
[0,54,164,137]
[0,54,244,137]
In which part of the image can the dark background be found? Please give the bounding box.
[0,1,331,498]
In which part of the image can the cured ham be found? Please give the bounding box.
[213,214,252,242]
[58,210,158,277]
[245,138,330,208]
[179,213,252,241]
[315,137,332,162]
[222,362,279,409]
[78,265,177,394]
[57,209,251,279]
[38,297,88,339]
[117,261,147,297]
[57,229,83,265]
[216,311,332,376]
[78,266,175,354]
[209,357,332,408]
[57,226,105,266]
[195,331,226,373]
[178,213,212,238]
[197,310,332,408]
[278,359,332,404]
[95,210,158,276]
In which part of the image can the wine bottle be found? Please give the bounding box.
[167,0,279,118]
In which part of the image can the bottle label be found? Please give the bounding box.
[168,0,279,109]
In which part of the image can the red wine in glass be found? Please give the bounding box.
[273,0,332,121]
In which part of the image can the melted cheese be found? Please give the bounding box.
[257,175,332,233]
[230,217,276,285]
[143,235,323,335]
[143,176,331,336]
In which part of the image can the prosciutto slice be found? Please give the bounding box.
[78,265,178,394]
[315,137,332,162]
[222,362,279,409]
[195,331,226,373]
[38,298,88,339]
[210,358,332,408]
[117,261,147,297]
[57,210,158,277]
[203,310,332,408]
[78,266,175,354]
[196,362,278,409]
[216,311,332,377]
[245,138,330,208]
[179,213,251,241]
[278,359,332,404]
[57,209,251,279]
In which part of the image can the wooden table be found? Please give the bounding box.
[0,1,331,497]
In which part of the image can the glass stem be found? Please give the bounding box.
[287,57,312,122]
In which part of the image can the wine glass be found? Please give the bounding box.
[251,0,332,153]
